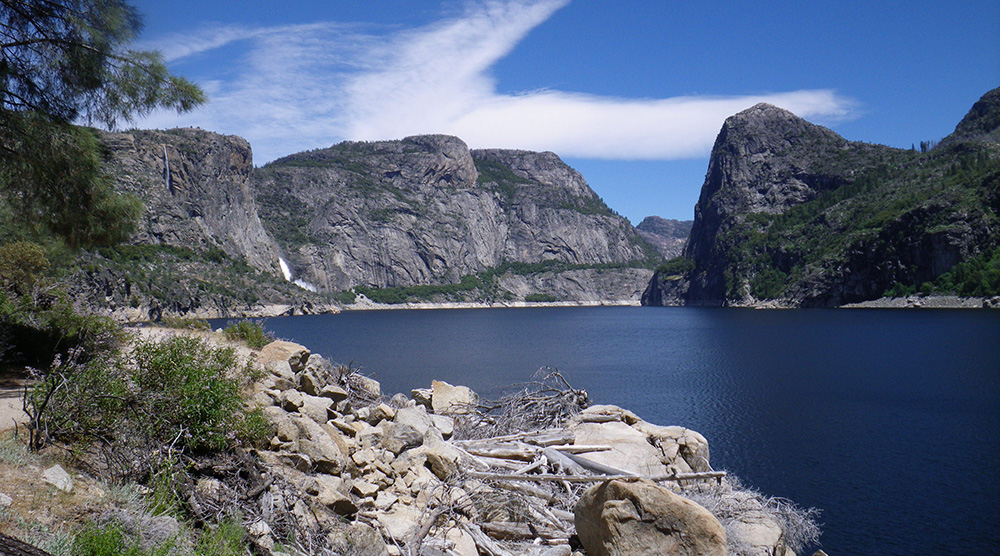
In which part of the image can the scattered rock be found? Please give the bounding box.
[376,503,423,543]
[394,405,435,438]
[298,370,323,396]
[727,511,791,556]
[320,384,349,402]
[266,360,296,382]
[328,522,389,556]
[0,493,11,507]
[571,420,670,476]
[431,380,479,415]
[430,414,454,438]
[411,388,433,409]
[381,422,424,455]
[574,479,727,556]
[352,374,382,401]
[367,402,396,425]
[42,465,74,493]
[264,406,299,444]
[312,477,358,515]
[297,393,335,424]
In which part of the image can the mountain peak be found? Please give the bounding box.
[941,86,1000,146]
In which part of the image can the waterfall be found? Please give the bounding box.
[278,256,319,292]
[294,278,319,293]
[163,145,172,192]
[278,257,293,281]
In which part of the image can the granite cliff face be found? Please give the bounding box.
[69,128,316,320]
[100,128,280,271]
[645,88,1000,307]
[253,135,656,299]
[75,130,658,317]
[682,103,901,304]
[635,216,692,258]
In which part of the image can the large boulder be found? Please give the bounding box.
[574,479,726,556]
[259,341,310,373]
[570,421,670,477]
[569,405,714,475]
[726,506,795,556]
[431,380,479,415]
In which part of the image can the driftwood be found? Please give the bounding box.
[551,444,611,453]
[462,523,514,556]
[461,443,539,461]
[486,478,559,503]
[559,450,636,476]
[454,429,574,448]
[468,471,728,484]
[541,447,587,475]
[0,534,53,556]
[480,522,569,542]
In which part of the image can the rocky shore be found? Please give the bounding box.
[841,295,999,309]
[0,328,823,556]
[239,336,818,556]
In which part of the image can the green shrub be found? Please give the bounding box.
[71,520,176,556]
[194,519,246,556]
[334,289,357,304]
[73,522,142,556]
[222,320,273,349]
[524,293,558,302]
[0,241,49,294]
[28,336,264,468]
[160,316,211,331]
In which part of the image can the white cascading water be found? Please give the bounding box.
[163,145,171,192]
[278,256,318,292]
[278,256,292,281]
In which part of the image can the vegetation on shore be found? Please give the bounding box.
[353,259,658,305]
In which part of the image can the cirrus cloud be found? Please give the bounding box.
[134,0,855,164]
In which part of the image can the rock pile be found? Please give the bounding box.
[248,340,803,556]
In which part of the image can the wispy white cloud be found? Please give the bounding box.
[133,0,855,163]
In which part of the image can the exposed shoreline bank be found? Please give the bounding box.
[106,294,996,325]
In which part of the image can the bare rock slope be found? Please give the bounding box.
[253,135,658,301]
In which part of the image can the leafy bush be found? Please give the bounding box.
[72,521,168,556]
[0,241,50,294]
[27,336,267,474]
[524,293,558,302]
[160,316,210,330]
[334,289,357,304]
[193,519,247,556]
[222,320,273,349]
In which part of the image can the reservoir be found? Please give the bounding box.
[253,306,1000,555]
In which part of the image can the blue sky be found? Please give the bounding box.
[130,1,999,223]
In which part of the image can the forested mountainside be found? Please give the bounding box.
[644,87,1000,307]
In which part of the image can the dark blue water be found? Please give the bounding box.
[253,307,1000,555]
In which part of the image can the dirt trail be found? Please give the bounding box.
[0,369,29,433]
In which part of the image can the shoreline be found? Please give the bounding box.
[839,295,996,309]
[341,298,641,311]
[108,294,996,325]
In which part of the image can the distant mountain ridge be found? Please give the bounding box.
[644,87,1000,307]
[635,216,692,259]
[74,131,661,319]
[254,135,657,296]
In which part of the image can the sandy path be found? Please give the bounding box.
[0,370,28,432]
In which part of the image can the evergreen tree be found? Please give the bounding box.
[0,0,204,247]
